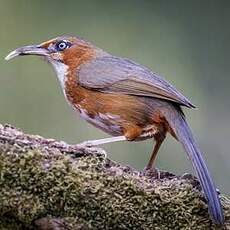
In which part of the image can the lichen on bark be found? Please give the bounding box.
[0,124,229,230]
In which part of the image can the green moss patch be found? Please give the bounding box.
[0,142,229,230]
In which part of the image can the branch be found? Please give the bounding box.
[0,124,229,230]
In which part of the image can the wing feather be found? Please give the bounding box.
[78,56,195,108]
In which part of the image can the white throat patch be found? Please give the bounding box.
[49,60,68,90]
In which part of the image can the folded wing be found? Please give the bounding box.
[78,56,195,108]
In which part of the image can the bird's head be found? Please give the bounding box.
[5,36,103,75]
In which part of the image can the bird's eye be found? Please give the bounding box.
[56,41,70,51]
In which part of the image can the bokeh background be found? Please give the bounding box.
[0,0,229,194]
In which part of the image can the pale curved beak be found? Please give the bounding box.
[5,45,49,61]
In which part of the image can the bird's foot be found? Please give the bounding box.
[141,167,161,179]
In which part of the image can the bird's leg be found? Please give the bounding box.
[143,133,165,178]
[146,137,164,169]
[76,125,142,148]
[77,136,127,147]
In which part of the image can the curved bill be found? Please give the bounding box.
[5,45,49,61]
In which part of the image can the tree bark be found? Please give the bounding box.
[0,124,229,230]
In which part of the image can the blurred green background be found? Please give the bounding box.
[0,0,229,194]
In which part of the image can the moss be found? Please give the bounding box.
[0,141,229,230]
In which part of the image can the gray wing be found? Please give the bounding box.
[78,56,195,108]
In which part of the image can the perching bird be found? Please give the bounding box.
[5,35,224,224]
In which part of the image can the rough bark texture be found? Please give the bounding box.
[0,124,229,230]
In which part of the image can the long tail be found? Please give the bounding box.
[165,108,224,224]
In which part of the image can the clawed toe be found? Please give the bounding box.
[142,167,161,179]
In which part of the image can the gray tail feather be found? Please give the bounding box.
[166,109,224,224]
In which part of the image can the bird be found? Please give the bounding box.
[5,35,224,225]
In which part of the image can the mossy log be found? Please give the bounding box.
[0,124,229,230]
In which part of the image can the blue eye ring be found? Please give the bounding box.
[55,40,71,51]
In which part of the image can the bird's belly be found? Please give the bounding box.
[79,108,123,136]
[64,85,165,139]
[78,108,160,140]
